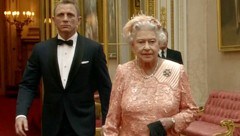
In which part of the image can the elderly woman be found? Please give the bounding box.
[102,14,198,136]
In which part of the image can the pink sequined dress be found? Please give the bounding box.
[102,59,197,136]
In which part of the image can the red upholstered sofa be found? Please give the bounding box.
[183,91,240,136]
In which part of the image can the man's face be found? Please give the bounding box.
[52,3,81,39]
[159,41,167,50]
[159,32,168,50]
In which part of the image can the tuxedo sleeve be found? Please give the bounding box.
[16,44,42,116]
[93,44,112,124]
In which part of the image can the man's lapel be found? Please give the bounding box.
[65,34,85,89]
[48,37,64,90]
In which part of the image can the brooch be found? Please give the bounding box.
[163,69,171,77]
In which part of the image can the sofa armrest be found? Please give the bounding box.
[195,106,204,119]
[198,106,204,113]
[214,120,235,136]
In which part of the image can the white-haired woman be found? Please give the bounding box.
[102,14,197,136]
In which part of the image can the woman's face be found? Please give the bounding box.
[132,30,159,63]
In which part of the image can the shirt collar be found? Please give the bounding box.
[161,48,167,52]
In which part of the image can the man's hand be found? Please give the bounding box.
[15,117,28,136]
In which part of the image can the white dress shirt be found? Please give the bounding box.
[159,48,167,58]
[57,32,78,89]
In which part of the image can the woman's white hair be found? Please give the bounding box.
[123,14,162,44]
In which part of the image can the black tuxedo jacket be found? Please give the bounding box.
[16,34,112,136]
[166,48,183,64]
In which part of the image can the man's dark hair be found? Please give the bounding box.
[54,0,80,16]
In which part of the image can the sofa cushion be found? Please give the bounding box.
[183,121,227,136]
[200,91,240,125]
[183,91,240,136]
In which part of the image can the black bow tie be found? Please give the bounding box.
[57,39,73,46]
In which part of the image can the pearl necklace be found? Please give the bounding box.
[137,60,159,79]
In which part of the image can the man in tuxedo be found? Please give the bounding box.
[159,28,183,64]
[15,0,112,136]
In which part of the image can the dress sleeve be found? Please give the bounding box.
[102,65,125,136]
[172,66,198,133]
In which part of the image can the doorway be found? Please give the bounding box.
[41,0,140,80]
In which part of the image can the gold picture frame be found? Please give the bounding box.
[217,0,240,51]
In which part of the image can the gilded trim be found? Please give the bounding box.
[160,7,167,28]
[103,0,108,60]
[116,0,120,64]
[40,0,45,41]
[171,0,174,49]
[51,0,57,37]
[145,0,156,17]
[45,1,50,39]
[214,120,235,136]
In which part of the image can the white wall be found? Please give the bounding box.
[207,0,240,92]
[186,0,240,106]
[186,0,208,105]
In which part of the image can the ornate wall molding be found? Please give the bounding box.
[145,0,156,16]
